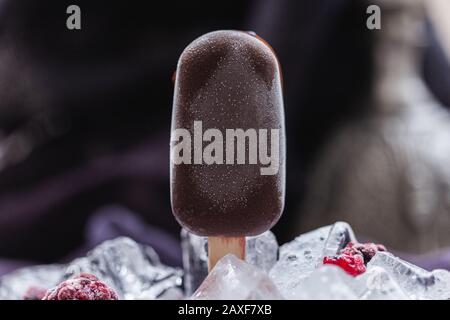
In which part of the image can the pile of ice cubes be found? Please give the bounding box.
[1,222,449,299]
[192,222,450,300]
[190,222,450,300]
[0,237,183,300]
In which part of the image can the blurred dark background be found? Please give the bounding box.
[0,0,449,275]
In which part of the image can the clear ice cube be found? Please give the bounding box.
[426,269,450,300]
[246,231,279,273]
[65,237,183,300]
[322,221,357,258]
[156,287,185,300]
[181,229,208,297]
[368,251,450,299]
[269,222,356,299]
[181,229,278,296]
[269,226,330,298]
[278,225,331,260]
[357,266,409,300]
[290,265,358,299]
[192,254,283,300]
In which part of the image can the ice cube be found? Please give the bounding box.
[357,266,409,300]
[426,269,450,300]
[278,225,331,259]
[65,237,183,300]
[322,221,356,258]
[246,231,279,273]
[291,265,358,299]
[270,223,355,298]
[156,287,185,300]
[181,229,208,296]
[181,229,278,296]
[368,251,447,299]
[0,264,65,300]
[192,254,283,300]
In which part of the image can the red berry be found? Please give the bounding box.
[341,241,386,264]
[323,254,366,276]
[42,273,118,300]
[323,241,388,275]
[340,242,361,257]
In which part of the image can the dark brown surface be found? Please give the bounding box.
[171,30,285,237]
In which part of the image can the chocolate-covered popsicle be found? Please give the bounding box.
[170,30,285,267]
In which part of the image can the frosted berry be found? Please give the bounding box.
[341,241,386,264]
[42,273,118,300]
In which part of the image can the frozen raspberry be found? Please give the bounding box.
[23,286,48,300]
[341,241,386,264]
[323,253,366,276]
[42,273,118,300]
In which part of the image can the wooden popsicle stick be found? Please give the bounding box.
[208,236,246,272]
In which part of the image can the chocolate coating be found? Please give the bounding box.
[170,30,285,237]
